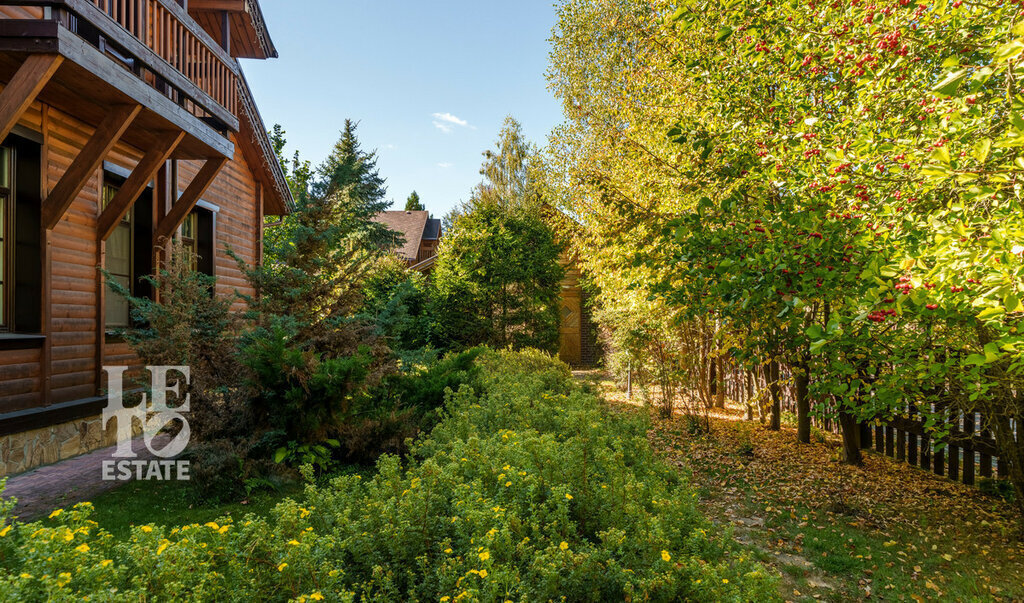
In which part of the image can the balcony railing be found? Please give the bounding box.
[88,0,237,116]
[0,0,238,134]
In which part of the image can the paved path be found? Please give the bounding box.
[3,435,169,520]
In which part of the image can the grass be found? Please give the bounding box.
[87,479,305,538]
[580,371,1024,602]
[88,464,370,538]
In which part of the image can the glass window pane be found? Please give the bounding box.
[0,147,9,189]
[107,223,131,278]
[181,213,196,239]
[102,183,118,210]
[106,275,131,328]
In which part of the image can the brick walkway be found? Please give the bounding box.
[3,435,169,520]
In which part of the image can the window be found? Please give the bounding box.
[0,146,10,331]
[102,169,153,331]
[0,134,42,334]
[103,182,132,328]
[179,212,198,272]
[176,205,216,277]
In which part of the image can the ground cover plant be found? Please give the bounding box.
[0,349,777,602]
[587,372,1024,601]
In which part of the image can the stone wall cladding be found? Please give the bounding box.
[0,415,119,478]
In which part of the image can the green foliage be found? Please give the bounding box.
[431,119,565,353]
[404,190,424,212]
[109,248,250,442]
[273,439,341,474]
[548,0,1024,512]
[359,254,433,353]
[241,320,375,443]
[0,350,777,602]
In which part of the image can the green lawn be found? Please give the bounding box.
[88,464,371,538]
[87,479,305,538]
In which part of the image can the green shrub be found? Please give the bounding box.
[0,350,777,602]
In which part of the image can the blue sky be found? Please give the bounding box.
[241,1,563,217]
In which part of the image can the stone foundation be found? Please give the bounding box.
[0,415,120,478]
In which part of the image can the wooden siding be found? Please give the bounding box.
[0,96,261,414]
[176,137,258,308]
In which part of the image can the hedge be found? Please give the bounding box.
[0,348,777,602]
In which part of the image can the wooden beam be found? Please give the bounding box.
[188,0,247,11]
[42,104,141,230]
[0,54,63,143]
[96,131,185,241]
[221,10,231,54]
[155,157,227,243]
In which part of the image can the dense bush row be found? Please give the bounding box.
[0,350,776,601]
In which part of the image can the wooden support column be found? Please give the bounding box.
[0,55,63,144]
[42,104,141,230]
[154,157,227,244]
[40,104,52,404]
[96,131,184,241]
[220,10,231,54]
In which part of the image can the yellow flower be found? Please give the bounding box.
[288,539,301,546]
[479,551,490,561]
[19,573,32,579]
[444,548,453,554]
[100,560,113,568]
[57,572,71,586]
[559,541,569,551]
[505,481,512,487]
[219,526,230,534]
[565,494,573,500]
[157,540,169,555]
[722,578,729,584]
[49,509,63,519]
[0,525,11,537]
[205,522,220,530]
[309,593,324,601]
[139,526,153,533]
[661,550,671,562]
[278,563,288,572]
[440,598,451,602]
[75,543,90,553]
[479,569,488,578]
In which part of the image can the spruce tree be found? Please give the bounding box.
[314,119,389,219]
[404,191,424,211]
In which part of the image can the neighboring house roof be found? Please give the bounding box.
[373,210,430,261]
[422,218,442,241]
[236,68,293,215]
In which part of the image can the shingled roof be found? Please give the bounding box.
[373,210,430,261]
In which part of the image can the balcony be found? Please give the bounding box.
[0,0,240,158]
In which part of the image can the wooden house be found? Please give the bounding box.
[0,0,292,477]
[373,209,442,272]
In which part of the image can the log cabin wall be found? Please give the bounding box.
[0,97,263,478]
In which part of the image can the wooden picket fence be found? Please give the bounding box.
[718,364,1008,487]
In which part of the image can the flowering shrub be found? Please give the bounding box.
[0,349,776,601]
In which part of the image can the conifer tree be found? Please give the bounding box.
[404,190,424,211]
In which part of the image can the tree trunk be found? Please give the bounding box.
[794,360,811,444]
[838,408,862,465]
[745,370,754,421]
[767,360,781,431]
[715,357,726,409]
